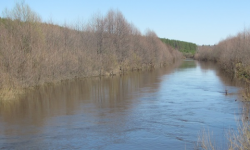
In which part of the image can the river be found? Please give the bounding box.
[0,59,244,149]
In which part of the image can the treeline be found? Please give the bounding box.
[0,2,182,97]
[195,29,250,97]
[160,38,197,57]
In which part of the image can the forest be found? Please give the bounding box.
[0,2,182,100]
[160,38,197,57]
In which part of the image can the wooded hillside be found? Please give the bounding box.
[160,38,197,57]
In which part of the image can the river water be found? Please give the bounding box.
[0,59,244,149]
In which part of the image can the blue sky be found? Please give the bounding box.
[1,0,250,45]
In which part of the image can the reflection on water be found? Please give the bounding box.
[0,60,244,149]
[178,58,197,69]
[0,63,179,125]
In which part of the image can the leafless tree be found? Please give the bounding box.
[0,3,182,98]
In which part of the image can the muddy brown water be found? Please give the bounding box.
[0,59,244,149]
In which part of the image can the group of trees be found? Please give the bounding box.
[0,2,182,92]
[195,29,250,149]
[195,29,250,80]
[160,38,197,57]
[195,29,250,97]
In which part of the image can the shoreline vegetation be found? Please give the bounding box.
[0,2,183,100]
[196,110,250,150]
[1,2,250,150]
[194,28,250,100]
[194,29,250,149]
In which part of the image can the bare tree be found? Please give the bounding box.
[0,4,182,99]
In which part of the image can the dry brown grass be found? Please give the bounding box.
[228,110,250,150]
[196,109,250,150]
[196,129,216,150]
[0,88,25,101]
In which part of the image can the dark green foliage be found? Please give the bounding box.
[160,38,197,55]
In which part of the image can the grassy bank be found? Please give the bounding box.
[0,2,182,100]
[194,29,250,100]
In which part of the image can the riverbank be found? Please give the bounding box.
[0,61,183,101]
[194,28,250,100]
[194,29,250,149]
[0,2,182,101]
[0,59,242,149]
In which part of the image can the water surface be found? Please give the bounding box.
[0,59,243,149]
